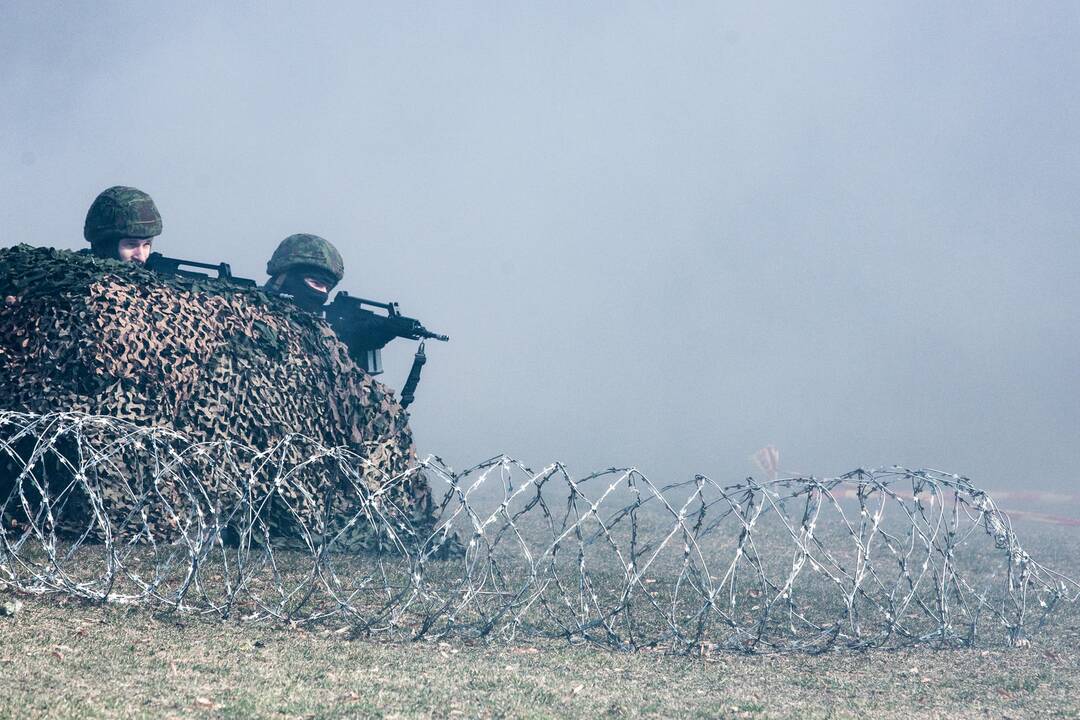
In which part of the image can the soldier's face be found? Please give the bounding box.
[117,237,153,264]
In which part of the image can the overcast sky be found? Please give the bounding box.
[2,2,1078,490]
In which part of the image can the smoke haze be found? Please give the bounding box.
[2,2,1078,489]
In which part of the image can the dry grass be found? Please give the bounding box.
[1,519,1078,719]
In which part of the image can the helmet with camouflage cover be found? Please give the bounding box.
[266,233,345,284]
[83,186,162,243]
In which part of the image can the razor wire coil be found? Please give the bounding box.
[1,410,1076,654]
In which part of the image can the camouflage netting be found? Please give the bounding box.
[0,244,430,548]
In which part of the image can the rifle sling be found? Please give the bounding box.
[399,341,427,409]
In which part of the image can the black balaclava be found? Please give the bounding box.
[266,269,336,312]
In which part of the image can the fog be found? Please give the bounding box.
[2,2,1078,489]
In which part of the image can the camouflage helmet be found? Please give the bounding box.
[266,234,345,283]
[83,186,162,243]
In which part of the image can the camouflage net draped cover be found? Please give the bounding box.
[0,245,429,548]
[1,411,1077,654]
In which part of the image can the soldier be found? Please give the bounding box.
[264,233,344,312]
[264,233,444,393]
[83,186,162,264]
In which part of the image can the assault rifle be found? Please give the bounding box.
[146,252,258,288]
[324,291,449,407]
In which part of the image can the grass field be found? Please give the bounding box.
[1,519,1079,718]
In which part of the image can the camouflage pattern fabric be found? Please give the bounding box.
[0,244,429,549]
[266,233,344,283]
[83,186,162,242]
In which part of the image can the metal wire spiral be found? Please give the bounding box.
[1,410,1076,653]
